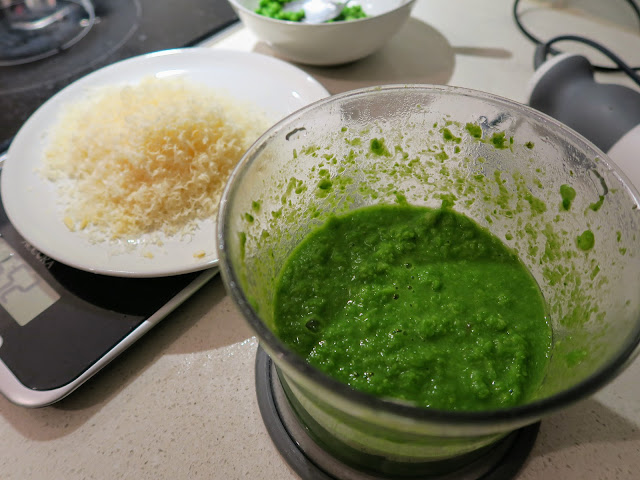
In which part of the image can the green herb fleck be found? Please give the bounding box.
[576,230,595,251]
[525,193,547,215]
[442,128,461,143]
[439,193,457,209]
[490,132,508,149]
[465,123,483,139]
[435,150,449,161]
[370,138,391,156]
[560,184,576,210]
[317,179,332,190]
[395,192,407,204]
[589,195,605,212]
[238,232,247,261]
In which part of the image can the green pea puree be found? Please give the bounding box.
[273,204,552,411]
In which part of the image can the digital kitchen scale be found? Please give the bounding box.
[0,153,217,407]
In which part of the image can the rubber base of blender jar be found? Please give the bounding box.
[255,346,541,480]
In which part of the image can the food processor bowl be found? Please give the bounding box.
[217,85,640,471]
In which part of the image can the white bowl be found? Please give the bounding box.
[226,0,417,66]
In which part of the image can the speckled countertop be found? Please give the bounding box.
[2,1,640,479]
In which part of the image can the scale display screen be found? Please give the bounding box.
[0,237,60,326]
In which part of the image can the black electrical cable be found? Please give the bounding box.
[513,0,640,73]
[534,34,640,87]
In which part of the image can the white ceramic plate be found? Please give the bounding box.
[1,48,329,278]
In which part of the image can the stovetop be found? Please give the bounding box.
[0,0,239,152]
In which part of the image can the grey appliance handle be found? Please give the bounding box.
[529,53,640,153]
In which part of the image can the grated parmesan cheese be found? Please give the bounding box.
[41,76,270,241]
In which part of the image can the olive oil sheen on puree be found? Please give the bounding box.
[273,204,552,412]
